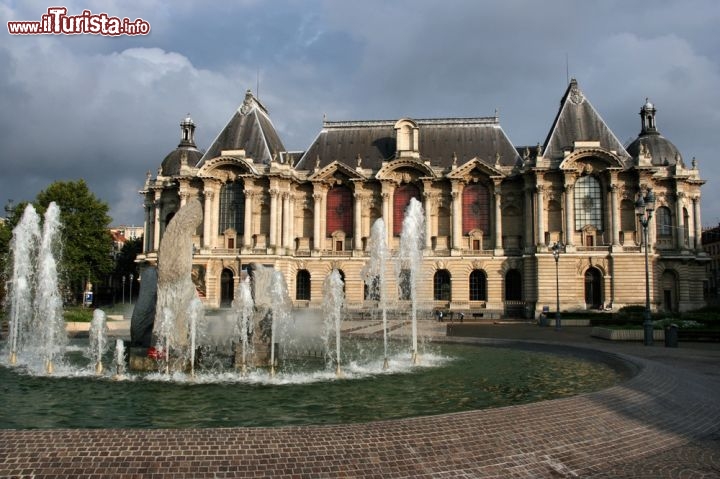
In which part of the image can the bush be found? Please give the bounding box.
[63,307,93,322]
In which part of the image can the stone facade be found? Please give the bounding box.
[138,80,708,315]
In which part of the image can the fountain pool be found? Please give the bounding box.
[0,338,627,429]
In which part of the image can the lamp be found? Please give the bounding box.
[635,189,656,346]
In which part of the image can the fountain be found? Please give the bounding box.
[362,218,390,369]
[322,269,345,377]
[231,276,254,374]
[88,309,108,374]
[7,204,40,366]
[397,197,425,364]
[0,192,630,430]
[5,202,66,374]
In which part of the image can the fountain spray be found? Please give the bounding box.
[363,218,389,369]
[232,277,254,375]
[113,339,126,380]
[398,198,425,365]
[35,203,66,374]
[187,298,204,378]
[7,205,41,365]
[88,309,108,375]
[323,269,345,377]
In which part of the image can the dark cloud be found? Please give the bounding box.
[2,0,719,226]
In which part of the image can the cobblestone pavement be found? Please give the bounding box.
[1,321,719,478]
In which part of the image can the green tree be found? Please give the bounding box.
[34,180,114,304]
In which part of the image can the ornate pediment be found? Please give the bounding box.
[376,158,435,183]
[197,155,260,178]
[308,160,365,184]
[559,149,625,171]
[446,158,504,181]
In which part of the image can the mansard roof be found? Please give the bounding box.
[199,90,286,166]
[543,79,631,164]
[294,117,520,172]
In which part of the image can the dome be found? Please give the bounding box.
[160,147,203,176]
[626,134,683,167]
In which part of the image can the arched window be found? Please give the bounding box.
[462,183,490,234]
[326,186,353,236]
[505,269,522,301]
[469,270,487,301]
[393,183,421,235]
[218,180,245,234]
[574,175,603,231]
[470,269,487,301]
[433,270,451,301]
[655,206,672,237]
[296,270,311,301]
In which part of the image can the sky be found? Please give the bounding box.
[2,0,719,227]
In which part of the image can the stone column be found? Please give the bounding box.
[269,188,279,248]
[674,192,684,249]
[143,200,152,253]
[282,192,291,250]
[243,190,254,249]
[313,189,322,251]
[288,193,296,251]
[153,191,162,251]
[320,188,328,248]
[693,196,702,250]
[493,180,503,251]
[381,182,393,247]
[451,182,464,250]
[353,192,363,251]
[563,173,575,247]
[202,190,212,248]
[610,184,619,246]
[536,185,545,247]
[523,186,533,249]
[423,191,433,250]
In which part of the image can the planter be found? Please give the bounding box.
[591,327,664,341]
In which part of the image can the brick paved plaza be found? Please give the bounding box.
[1,322,719,478]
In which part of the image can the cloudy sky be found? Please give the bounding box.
[2,0,719,227]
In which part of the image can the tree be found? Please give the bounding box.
[34,180,114,304]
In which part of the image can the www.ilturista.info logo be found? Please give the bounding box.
[8,7,150,36]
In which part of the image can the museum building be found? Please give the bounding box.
[137,79,707,316]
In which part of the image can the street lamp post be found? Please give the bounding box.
[122,275,126,304]
[551,242,564,330]
[129,273,134,306]
[635,189,656,346]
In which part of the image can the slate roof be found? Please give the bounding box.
[543,79,631,164]
[199,90,286,165]
[295,117,520,171]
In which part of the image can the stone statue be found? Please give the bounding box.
[130,265,157,348]
[153,198,203,350]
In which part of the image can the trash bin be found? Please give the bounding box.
[538,306,549,327]
[664,324,678,348]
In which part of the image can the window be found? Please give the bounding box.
[296,270,311,301]
[462,183,490,234]
[574,175,602,231]
[326,185,353,236]
[218,180,244,234]
[364,275,380,301]
[393,183,421,235]
[469,270,487,301]
[433,270,451,301]
[656,206,672,237]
